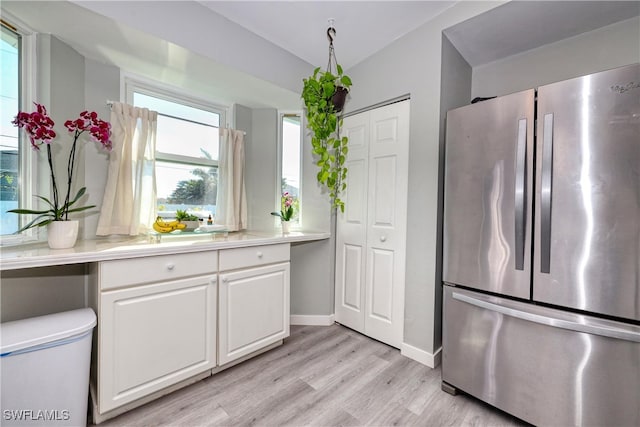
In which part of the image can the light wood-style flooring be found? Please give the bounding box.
[94,324,526,426]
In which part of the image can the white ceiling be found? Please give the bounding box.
[445,1,640,67]
[200,0,639,69]
[198,1,456,69]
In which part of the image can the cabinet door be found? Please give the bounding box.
[219,262,290,365]
[99,275,217,413]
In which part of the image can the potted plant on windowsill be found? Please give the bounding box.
[175,209,200,231]
[302,64,352,212]
[271,192,297,234]
[9,103,112,249]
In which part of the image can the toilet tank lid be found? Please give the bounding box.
[1,308,96,354]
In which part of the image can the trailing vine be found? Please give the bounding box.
[301,64,352,212]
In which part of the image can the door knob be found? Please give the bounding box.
[380,236,387,242]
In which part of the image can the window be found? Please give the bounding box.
[1,19,34,239]
[0,24,20,235]
[127,82,226,222]
[278,112,302,226]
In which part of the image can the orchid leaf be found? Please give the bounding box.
[69,187,88,205]
[65,205,96,214]
[7,208,52,215]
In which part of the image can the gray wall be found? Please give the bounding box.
[233,103,253,229]
[72,1,312,96]
[345,1,502,356]
[37,34,85,235]
[472,16,640,98]
[290,122,333,317]
[82,58,120,240]
[1,265,87,322]
[290,237,334,316]
[246,108,278,231]
[291,108,335,316]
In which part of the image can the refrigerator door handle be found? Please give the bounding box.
[540,113,554,274]
[514,118,527,271]
[452,291,640,343]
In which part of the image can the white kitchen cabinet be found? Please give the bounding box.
[91,252,217,414]
[218,244,290,365]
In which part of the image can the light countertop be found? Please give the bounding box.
[0,230,330,271]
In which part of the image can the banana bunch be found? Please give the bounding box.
[153,216,187,233]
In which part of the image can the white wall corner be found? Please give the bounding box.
[290,314,335,326]
[401,342,442,369]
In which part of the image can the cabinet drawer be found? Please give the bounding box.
[219,243,289,271]
[100,251,217,290]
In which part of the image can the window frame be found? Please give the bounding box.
[124,76,227,217]
[276,110,304,229]
[1,15,38,243]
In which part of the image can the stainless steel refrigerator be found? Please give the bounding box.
[442,63,640,426]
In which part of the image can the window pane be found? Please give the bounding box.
[133,92,219,126]
[156,114,219,160]
[282,115,301,197]
[280,114,301,226]
[131,88,224,226]
[156,160,217,220]
[0,26,20,235]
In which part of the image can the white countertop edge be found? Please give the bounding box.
[0,231,331,271]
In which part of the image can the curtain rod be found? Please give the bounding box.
[342,93,410,118]
[1,19,17,32]
[107,100,246,135]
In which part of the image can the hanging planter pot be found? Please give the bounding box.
[332,86,349,113]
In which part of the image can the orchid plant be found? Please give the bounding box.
[9,103,112,232]
[270,191,297,222]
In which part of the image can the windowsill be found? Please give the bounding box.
[0,234,39,247]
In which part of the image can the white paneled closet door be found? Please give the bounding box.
[335,100,410,349]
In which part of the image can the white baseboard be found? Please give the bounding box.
[401,342,442,368]
[290,314,335,326]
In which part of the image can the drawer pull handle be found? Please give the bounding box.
[222,277,228,283]
[257,252,263,258]
[166,263,175,271]
[380,236,387,242]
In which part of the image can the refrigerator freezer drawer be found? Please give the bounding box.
[442,286,640,427]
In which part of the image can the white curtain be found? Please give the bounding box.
[96,102,157,236]
[216,128,247,231]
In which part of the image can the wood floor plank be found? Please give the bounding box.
[305,408,361,427]
[92,324,527,427]
[279,354,390,426]
[342,355,426,423]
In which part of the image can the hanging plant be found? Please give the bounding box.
[301,24,352,212]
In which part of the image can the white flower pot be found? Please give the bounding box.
[182,220,200,231]
[281,221,291,234]
[48,220,79,249]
